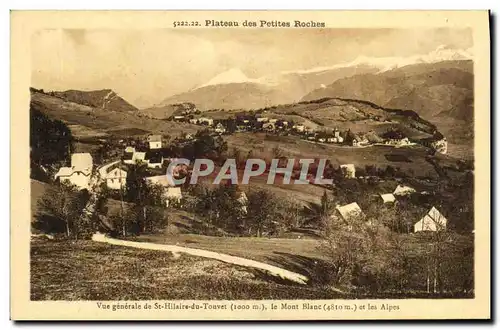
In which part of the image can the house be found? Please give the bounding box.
[257,117,269,123]
[145,174,175,187]
[336,136,344,143]
[132,152,147,164]
[54,153,94,190]
[215,123,226,134]
[146,150,163,169]
[334,130,341,138]
[335,202,364,226]
[318,138,326,143]
[294,124,305,132]
[198,117,214,126]
[173,115,185,121]
[165,187,182,207]
[352,139,359,147]
[189,118,198,124]
[104,167,127,190]
[393,184,416,196]
[123,152,134,165]
[327,137,336,143]
[380,193,396,203]
[340,164,356,178]
[414,207,447,232]
[268,118,278,124]
[431,138,448,154]
[54,167,92,190]
[147,135,162,149]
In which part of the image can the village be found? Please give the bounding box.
[167,106,447,153]
[53,128,452,235]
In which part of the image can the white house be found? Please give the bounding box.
[431,138,448,154]
[55,168,92,190]
[146,175,175,187]
[198,117,214,126]
[165,187,182,207]
[257,117,269,123]
[215,123,226,134]
[148,135,162,149]
[105,167,127,190]
[132,152,147,164]
[393,184,416,196]
[54,153,94,190]
[340,164,356,178]
[414,207,448,232]
[189,118,198,124]
[380,193,396,203]
[294,124,305,132]
[335,202,364,226]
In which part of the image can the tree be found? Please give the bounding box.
[30,107,74,177]
[37,182,88,238]
[246,190,281,237]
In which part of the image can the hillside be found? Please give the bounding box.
[159,82,288,112]
[30,89,200,142]
[262,97,439,139]
[300,60,473,144]
[140,102,197,120]
[51,89,138,113]
[158,65,380,111]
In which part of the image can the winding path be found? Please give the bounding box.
[92,233,309,285]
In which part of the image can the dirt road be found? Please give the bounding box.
[92,233,309,285]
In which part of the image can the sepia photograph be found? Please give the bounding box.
[11,10,490,320]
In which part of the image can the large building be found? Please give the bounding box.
[54,153,94,190]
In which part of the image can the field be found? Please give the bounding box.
[32,91,200,139]
[226,132,444,179]
[30,239,340,300]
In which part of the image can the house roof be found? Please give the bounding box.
[415,206,447,231]
[146,150,163,163]
[165,187,182,198]
[132,152,146,161]
[148,135,162,142]
[340,164,356,171]
[335,202,364,222]
[55,167,73,178]
[145,175,175,187]
[393,184,416,196]
[380,193,396,203]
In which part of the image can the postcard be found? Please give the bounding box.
[11,10,490,320]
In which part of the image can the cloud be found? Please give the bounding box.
[31,28,473,108]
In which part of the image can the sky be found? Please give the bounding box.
[31,28,473,108]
